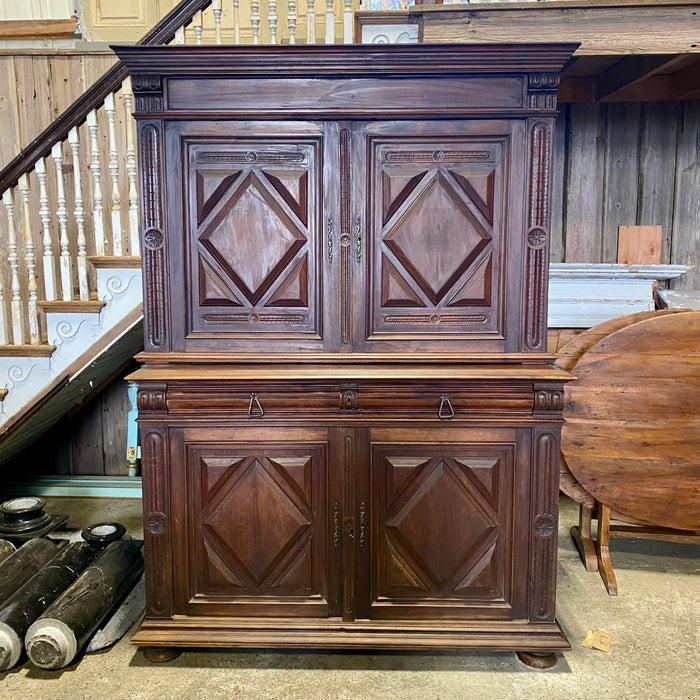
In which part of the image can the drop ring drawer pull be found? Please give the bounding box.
[438,393,455,420]
[248,393,264,418]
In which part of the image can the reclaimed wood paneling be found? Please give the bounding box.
[0,53,117,170]
[554,99,700,289]
[601,102,641,262]
[638,101,681,262]
[3,365,133,476]
[563,102,606,262]
[672,101,700,288]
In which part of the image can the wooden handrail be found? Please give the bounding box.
[0,0,212,194]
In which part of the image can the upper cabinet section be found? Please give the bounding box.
[116,44,577,360]
[116,44,578,119]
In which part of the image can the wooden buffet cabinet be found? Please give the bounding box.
[116,43,576,665]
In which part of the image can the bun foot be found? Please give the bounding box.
[516,650,558,669]
[141,646,182,663]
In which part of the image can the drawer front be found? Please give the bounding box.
[164,381,535,420]
[166,383,342,417]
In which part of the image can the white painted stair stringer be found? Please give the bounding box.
[0,265,143,430]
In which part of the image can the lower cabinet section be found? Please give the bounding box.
[134,387,570,653]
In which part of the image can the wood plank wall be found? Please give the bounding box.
[0,53,118,169]
[552,101,700,290]
[3,363,134,477]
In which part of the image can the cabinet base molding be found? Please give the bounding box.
[132,617,570,653]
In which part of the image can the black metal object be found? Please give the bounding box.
[0,537,59,605]
[0,539,15,565]
[0,497,68,543]
[80,522,127,547]
[0,541,96,671]
[26,539,144,669]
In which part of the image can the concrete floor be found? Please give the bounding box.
[0,494,697,700]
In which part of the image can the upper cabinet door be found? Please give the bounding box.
[168,121,334,354]
[353,120,525,354]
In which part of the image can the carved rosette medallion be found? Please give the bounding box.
[527,227,547,250]
[143,228,164,250]
[146,511,167,535]
[534,514,556,538]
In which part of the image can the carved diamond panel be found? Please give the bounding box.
[387,457,496,587]
[199,173,305,305]
[202,456,311,587]
[384,172,491,305]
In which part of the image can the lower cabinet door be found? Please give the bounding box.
[173,426,336,618]
[361,428,528,621]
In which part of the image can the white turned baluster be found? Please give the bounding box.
[212,0,222,44]
[174,25,185,44]
[104,93,122,257]
[51,143,72,301]
[325,0,334,44]
[380,0,389,10]
[192,11,203,44]
[35,158,56,301]
[0,274,6,344]
[288,0,297,44]
[17,174,39,344]
[251,0,260,44]
[343,0,351,43]
[306,0,316,44]
[86,109,105,256]
[268,0,278,43]
[2,188,22,344]
[122,79,140,257]
[232,0,240,44]
[68,127,89,301]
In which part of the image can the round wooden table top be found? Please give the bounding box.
[560,310,700,532]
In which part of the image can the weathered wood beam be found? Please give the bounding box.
[0,18,79,39]
[595,54,687,101]
[412,1,700,56]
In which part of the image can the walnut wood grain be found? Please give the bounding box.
[124,43,574,658]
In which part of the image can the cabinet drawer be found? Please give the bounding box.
[356,384,534,419]
[166,383,342,416]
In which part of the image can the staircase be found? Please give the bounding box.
[0,0,422,464]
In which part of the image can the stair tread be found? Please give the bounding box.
[88,255,142,269]
[0,344,56,357]
[37,300,106,313]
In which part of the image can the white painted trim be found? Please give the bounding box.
[547,263,692,328]
[549,263,691,280]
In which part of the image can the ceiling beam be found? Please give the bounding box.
[595,54,688,101]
